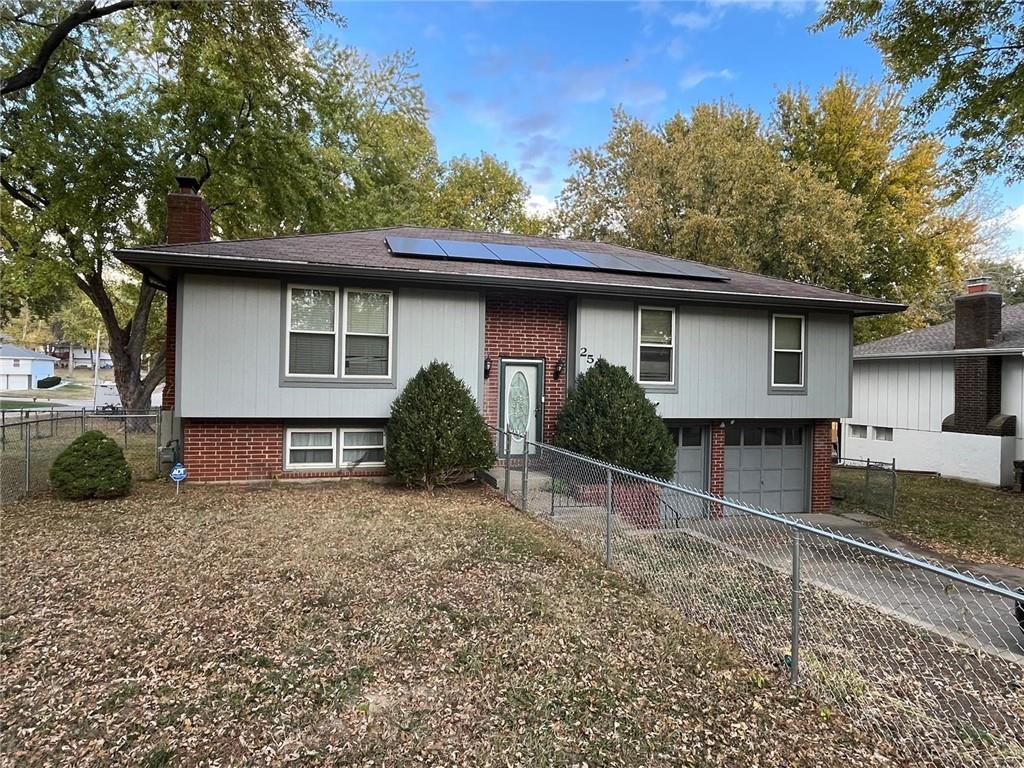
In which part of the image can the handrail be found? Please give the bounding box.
[493,426,1024,604]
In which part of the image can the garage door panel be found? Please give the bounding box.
[762,469,782,492]
[723,424,807,514]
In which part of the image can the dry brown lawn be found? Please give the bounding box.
[1,481,894,766]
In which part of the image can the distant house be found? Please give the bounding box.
[0,344,57,390]
[842,279,1023,486]
[116,177,903,512]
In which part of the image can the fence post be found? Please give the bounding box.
[80,408,85,434]
[890,457,897,518]
[503,428,511,503]
[123,412,128,449]
[549,452,556,517]
[605,468,613,568]
[521,439,530,512]
[864,458,870,494]
[789,528,802,686]
[24,424,31,494]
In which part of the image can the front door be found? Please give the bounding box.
[500,360,543,455]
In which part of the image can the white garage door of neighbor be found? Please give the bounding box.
[724,425,807,514]
[1,374,30,390]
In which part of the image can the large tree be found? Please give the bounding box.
[431,152,544,233]
[555,104,866,290]
[816,0,1024,185]
[1,1,437,411]
[774,77,982,339]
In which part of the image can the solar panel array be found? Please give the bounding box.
[384,236,727,281]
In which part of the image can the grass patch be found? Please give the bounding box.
[0,399,54,410]
[834,467,1024,565]
[1,482,885,766]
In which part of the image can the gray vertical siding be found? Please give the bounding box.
[575,298,852,419]
[848,357,954,432]
[178,273,484,418]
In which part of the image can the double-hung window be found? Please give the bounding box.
[771,314,804,388]
[343,289,392,378]
[287,286,338,377]
[285,428,336,469]
[638,306,674,385]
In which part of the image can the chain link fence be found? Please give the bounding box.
[492,428,1024,768]
[832,457,898,518]
[1,409,159,501]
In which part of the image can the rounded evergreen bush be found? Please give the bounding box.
[49,430,133,500]
[386,361,496,489]
[554,358,675,479]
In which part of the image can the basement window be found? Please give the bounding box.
[873,426,893,442]
[285,428,337,469]
[849,424,867,439]
[341,429,386,467]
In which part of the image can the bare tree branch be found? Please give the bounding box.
[1,0,171,96]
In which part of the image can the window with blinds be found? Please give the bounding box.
[637,306,675,384]
[286,286,337,376]
[771,314,804,387]
[344,290,392,378]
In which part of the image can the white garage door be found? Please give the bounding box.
[724,425,807,514]
[1,374,30,390]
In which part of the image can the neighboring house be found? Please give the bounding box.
[842,280,1022,486]
[0,344,57,389]
[117,178,902,513]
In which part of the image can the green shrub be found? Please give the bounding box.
[386,361,496,489]
[554,358,675,478]
[49,430,133,500]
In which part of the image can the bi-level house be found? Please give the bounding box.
[118,179,902,513]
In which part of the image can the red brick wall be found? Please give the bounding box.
[182,420,387,482]
[162,280,176,410]
[810,420,833,514]
[708,423,725,516]
[483,292,568,442]
[166,191,211,244]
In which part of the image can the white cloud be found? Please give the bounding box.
[526,193,556,218]
[679,68,735,90]
[1000,202,1024,232]
[669,9,719,29]
[619,80,668,108]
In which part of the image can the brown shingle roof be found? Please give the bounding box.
[118,226,903,315]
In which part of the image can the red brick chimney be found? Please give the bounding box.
[163,177,210,413]
[166,176,211,244]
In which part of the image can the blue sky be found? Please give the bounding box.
[332,1,1024,257]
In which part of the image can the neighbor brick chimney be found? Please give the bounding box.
[162,177,210,413]
[954,277,1002,350]
[166,176,211,244]
[942,278,1015,437]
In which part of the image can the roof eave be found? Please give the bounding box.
[854,347,1024,360]
[116,248,905,316]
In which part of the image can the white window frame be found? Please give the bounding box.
[285,284,339,378]
[342,288,394,380]
[849,424,868,439]
[873,426,893,442]
[637,305,675,386]
[11,359,19,368]
[284,427,337,470]
[771,313,805,388]
[339,428,387,468]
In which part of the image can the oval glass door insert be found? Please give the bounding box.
[507,371,530,435]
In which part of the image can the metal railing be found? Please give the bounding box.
[1,408,159,501]
[833,456,898,518]
[492,427,1024,768]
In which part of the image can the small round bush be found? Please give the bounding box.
[554,358,675,479]
[49,430,133,500]
[386,361,496,489]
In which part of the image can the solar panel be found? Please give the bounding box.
[385,236,446,258]
[528,247,594,268]
[483,243,549,265]
[435,239,501,261]
[671,261,726,280]
[573,250,644,273]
